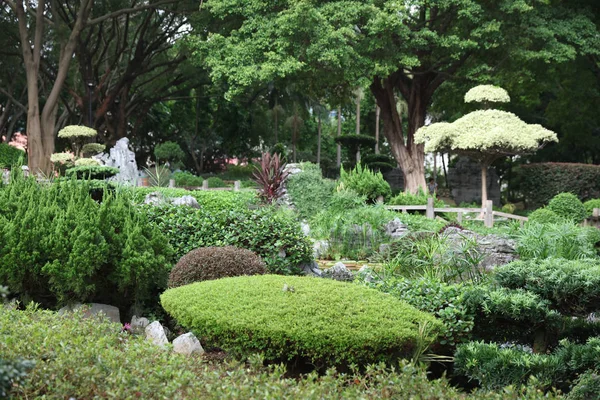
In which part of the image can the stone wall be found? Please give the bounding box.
[383,168,404,191]
[447,157,501,206]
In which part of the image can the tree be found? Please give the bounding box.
[415,85,558,207]
[194,0,595,193]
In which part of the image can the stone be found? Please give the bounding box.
[382,168,405,191]
[130,315,150,334]
[96,137,139,185]
[298,260,323,277]
[323,262,354,282]
[312,240,329,259]
[301,221,311,236]
[145,321,168,347]
[143,191,168,206]
[357,265,375,283]
[278,249,287,258]
[58,303,121,324]
[171,195,200,209]
[173,332,205,356]
[384,218,409,239]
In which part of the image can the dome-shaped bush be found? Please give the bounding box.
[527,208,563,225]
[168,246,266,288]
[547,192,587,223]
[584,199,600,217]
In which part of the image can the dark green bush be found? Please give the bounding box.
[547,193,587,223]
[388,189,444,207]
[0,358,35,398]
[173,171,204,187]
[514,222,598,260]
[327,188,367,212]
[527,208,563,224]
[0,143,25,168]
[583,199,600,217]
[168,246,266,288]
[207,176,228,188]
[567,370,600,400]
[145,205,311,275]
[286,163,335,219]
[154,141,185,165]
[494,259,600,315]
[520,163,600,208]
[132,187,257,212]
[0,178,173,311]
[362,154,395,172]
[161,275,442,368]
[0,305,554,399]
[339,164,392,202]
[65,165,119,180]
[220,164,256,180]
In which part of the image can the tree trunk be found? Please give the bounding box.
[336,106,341,168]
[481,162,488,208]
[375,105,380,154]
[316,112,321,165]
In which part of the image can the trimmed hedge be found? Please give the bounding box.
[0,143,25,168]
[161,275,443,368]
[520,163,600,208]
[168,246,266,288]
[0,306,555,399]
[494,258,600,315]
[132,187,257,213]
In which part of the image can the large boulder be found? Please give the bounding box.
[173,332,205,356]
[384,218,409,239]
[145,321,168,347]
[58,303,120,324]
[171,195,200,209]
[323,262,354,282]
[143,191,168,206]
[298,260,323,277]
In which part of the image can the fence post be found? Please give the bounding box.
[457,211,463,224]
[594,208,600,218]
[484,200,494,228]
[168,179,175,188]
[234,181,241,191]
[202,179,209,190]
[426,197,435,219]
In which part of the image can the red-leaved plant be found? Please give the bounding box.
[252,152,289,204]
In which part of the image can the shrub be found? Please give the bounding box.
[362,154,395,172]
[328,188,366,213]
[207,176,228,188]
[0,178,173,311]
[339,164,392,202]
[221,164,256,180]
[161,275,442,368]
[502,203,516,214]
[168,246,267,288]
[0,143,26,168]
[252,152,289,204]
[65,165,119,180]
[286,163,335,219]
[520,163,600,208]
[567,370,600,400]
[172,171,204,187]
[144,165,172,187]
[494,259,600,315]
[154,141,185,165]
[527,208,563,224]
[388,189,444,207]
[0,358,35,398]
[132,187,257,213]
[81,143,106,156]
[547,193,587,223]
[74,157,101,167]
[0,305,553,399]
[584,199,600,217]
[514,222,597,260]
[145,205,311,275]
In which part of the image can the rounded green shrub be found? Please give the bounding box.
[0,143,25,168]
[168,246,266,288]
[527,208,563,225]
[161,275,442,368]
[547,193,587,223]
[584,199,600,217]
[207,176,228,188]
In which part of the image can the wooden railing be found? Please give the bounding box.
[385,199,528,228]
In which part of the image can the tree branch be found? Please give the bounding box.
[0,87,27,112]
[88,0,179,25]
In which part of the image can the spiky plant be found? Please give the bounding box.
[252,152,289,204]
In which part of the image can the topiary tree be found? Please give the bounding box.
[335,134,377,165]
[154,141,185,167]
[415,85,558,208]
[57,125,98,158]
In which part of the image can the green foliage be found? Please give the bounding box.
[455,338,600,392]
[494,259,600,315]
[154,141,185,164]
[547,193,587,223]
[270,143,288,159]
[0,178,173,311]
[502,203,516,214]
[0,305,554,400]
[207,176,228,188]
[132,187,257,213]
[388,189,445,207]
[57,125,97,138]
[220,164,256,180]
[168,246,267,288]
[144,165,172,187]
[527,208,563,225]
[362,154,395,173]
[286,163,335,219]
[0,143,26,168]
[65,165,119,180]
[327,188,367,213]
[339,164,391,202]
[144,205,311,274]
[567,371,600,400]
[172,171,204,187]
[162,275,442,368]
[0,357,35,398]
[81,143,106,156]
[520,163,600,208]
[397,213,446,232]
[514,222,598,260]
[584,199,600,217]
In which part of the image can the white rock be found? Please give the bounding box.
[130,315,150,333]
[145,321,168,347]
[171,195,200,209]
[173,332,205,356]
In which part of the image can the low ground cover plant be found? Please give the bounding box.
[161,275,443,369]
[168,246,266,288]
[132,187,257,212]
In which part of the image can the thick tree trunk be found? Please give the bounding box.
[481,163,488,207]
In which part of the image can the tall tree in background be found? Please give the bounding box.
[195,0,596,193]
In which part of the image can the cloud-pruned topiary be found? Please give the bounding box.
[168,246,267,288]
[74,158,101,167]
[161,275,442,368]
[81,143,106,156]
[57,125,98,139]
[464,85,511,104]
[547,192,587,223]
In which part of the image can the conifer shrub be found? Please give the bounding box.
[0,178,173,311]
[168,246,267,288]
[0,143,25,168]
[547,192,587,223]
[161,275,442,369]
[339,164,392,202]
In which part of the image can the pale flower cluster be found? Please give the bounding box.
[74,158,101,167]
[464,85,510,104]
[58,125,98,139]
[50,152,75,165]
[415,110,558,155]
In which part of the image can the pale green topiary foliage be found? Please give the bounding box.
[50,152,75,164]
[81,143,106,156]
[464,85,511,104]
[74,158,101,167]
[57,125,98,139]
[416,110,557,157]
